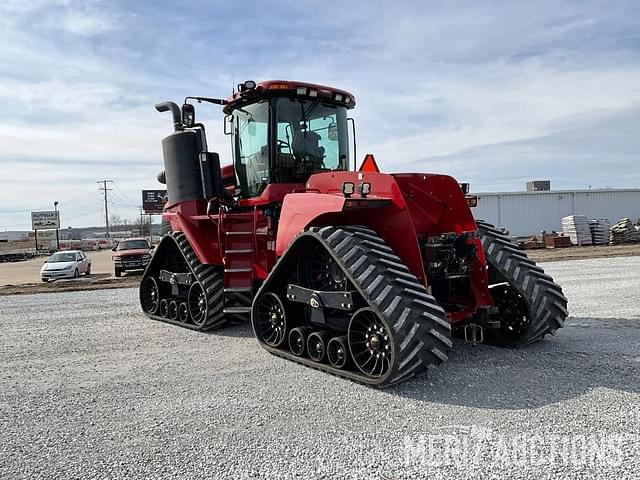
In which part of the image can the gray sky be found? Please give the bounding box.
[1,0,639,230]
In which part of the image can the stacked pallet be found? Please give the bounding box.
[588,219,610,245]
[610,218,640,244]
[562,215,593,245]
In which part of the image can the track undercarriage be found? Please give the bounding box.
[140,232,226,330]
[251,225,453,387]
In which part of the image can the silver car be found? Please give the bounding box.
[41,250,92,282]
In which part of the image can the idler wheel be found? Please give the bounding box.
[255,293,287,347]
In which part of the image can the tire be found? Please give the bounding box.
[476,220,568,346]
[114,268,122,278]
[86,264,91,276]
[74,269,79,279]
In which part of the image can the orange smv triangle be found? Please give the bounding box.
[358,153,380,172]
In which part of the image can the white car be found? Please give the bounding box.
[41,250,92,282]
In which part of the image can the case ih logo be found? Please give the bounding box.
[31,211,60,230]
[142,190,167,214]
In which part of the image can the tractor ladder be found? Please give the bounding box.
[221,209,257,321]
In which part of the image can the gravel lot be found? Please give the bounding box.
[1,256,639,479]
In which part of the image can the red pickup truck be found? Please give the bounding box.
[112,238,153,277]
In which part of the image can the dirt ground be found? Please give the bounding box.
[526,243,640,262]
[1,243,639,297]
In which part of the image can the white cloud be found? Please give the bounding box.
[1,0,640,230]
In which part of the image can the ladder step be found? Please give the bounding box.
[224,287,253,293]
[223,307,252,314]
[224,267,253,273]
[226,249,254,254]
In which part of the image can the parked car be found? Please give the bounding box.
[112,238,153,277]
[41,250,91,282]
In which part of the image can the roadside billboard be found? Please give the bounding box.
[35,230,56,250]
[142,190,167,214]
[31,211,60,230]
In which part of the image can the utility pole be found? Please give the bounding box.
[97,180,113,237]
[139,206,144,236]
[53,201,60,250]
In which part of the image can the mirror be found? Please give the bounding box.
[328,121,338,141]
[247,118,256,136]
[182,103,195,128]
[111,246,117,252]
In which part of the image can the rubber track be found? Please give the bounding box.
[252,225,453,387]
[141,232,226,331]
[476,220,568,345]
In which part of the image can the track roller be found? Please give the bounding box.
[168,300,179,321]
[306,331,329,362]
[327,336,349,369]
[159,299,169,318]
[288,327,313,356]
[178,302,189,323]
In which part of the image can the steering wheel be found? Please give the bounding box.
[276,139,290,153]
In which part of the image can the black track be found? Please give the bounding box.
[139,232,226,331]
[476,220,568,346]
[252,225,453,387]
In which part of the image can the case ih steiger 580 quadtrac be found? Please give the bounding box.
[140,80,568,387]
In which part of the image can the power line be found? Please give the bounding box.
[97,180,114,237]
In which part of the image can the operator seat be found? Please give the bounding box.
[292,130,325,169]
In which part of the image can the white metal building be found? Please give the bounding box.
[471,188,640,237]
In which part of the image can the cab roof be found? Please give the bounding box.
[223,80,356,114]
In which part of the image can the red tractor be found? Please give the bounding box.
[140,80,567,387]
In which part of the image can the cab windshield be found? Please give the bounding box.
[117,240,150,250]
[48,252,76,263]
[274,97,349,183]
[232,97,349,197]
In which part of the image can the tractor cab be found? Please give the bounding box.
[222,81,355,198]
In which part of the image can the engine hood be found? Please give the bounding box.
[113,249,150,257]
[42,261,75,271]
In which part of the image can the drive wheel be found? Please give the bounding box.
[140,277,160,315]
[188,283,207,326]
[297,245,346,291]
[348,308,393,378]
[255,292,287,347]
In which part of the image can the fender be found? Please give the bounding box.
[162,200,223,265]
[276,190,428,285]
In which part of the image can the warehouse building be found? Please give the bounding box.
[472,187,640,237]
